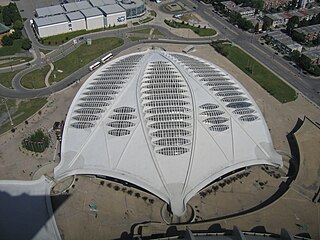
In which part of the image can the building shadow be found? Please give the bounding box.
[0,190,69,240]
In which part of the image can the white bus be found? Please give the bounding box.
[89,62,101,71]
[101,53,113,63]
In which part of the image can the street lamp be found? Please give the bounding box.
[2,98,13,125]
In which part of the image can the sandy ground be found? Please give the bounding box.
[0,79,86,180]
[0,42,319,238]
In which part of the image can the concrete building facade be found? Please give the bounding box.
[265,31,303,55]
[81,8,104,30]
[66,12,86,32]
[119,0,145,19]
[99,4,126,27]
[34,15,69,38]
[33,0,145,37]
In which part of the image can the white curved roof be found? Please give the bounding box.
[55,50,282,216]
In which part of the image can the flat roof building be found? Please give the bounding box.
[89,0,117,7]
[266,31,303,54]
[55,50,282,216]
[35,5,65,17]
[63,1,92,12]
[34,14,69,38]
[99,4,126,26]
[66,11,86,32]
[81,7,104,30]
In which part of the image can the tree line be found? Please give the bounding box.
[0,3,31,50]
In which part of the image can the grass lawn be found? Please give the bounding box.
[211,42,297,103]
[164,20,216,36]
[0,70,20,88]
[0,98,47,134]
[49,37,123,84]
[129,36,147,41]
[139,17,153,24]
[106,24,127,30]
[40,28,104,46]
[130,28,164,35]
[0,57,32,68]
[40,49,52,54]
[149,10,157,17]
[0,39,26,57]
[20,65,50,89]
[130,28,151,34]
[153,29,164,36]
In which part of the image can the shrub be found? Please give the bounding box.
[1,35,14,46]
[135,193,141,198]
[11,30,22,39]
[21,38,32,50]
[22,129,49,153]
[13,20,23,30]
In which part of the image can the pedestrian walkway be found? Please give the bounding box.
[148,28,155,40]
[45,62,54,87]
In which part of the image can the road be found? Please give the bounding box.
[188,0,320,106]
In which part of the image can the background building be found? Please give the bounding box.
[35,5,65,18]
[294,24,320,42]
[118,0,145,19]
[99,4,126,27]
[81,7,104,30]
[32,0,145,38]
[66,11,86,32]
[33,15,69,38]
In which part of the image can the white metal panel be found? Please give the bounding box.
[71,18,86,31]
[106,12,126,26]
[37,21,69,38]
[86,15,104,30]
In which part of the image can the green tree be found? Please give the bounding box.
[292,30,305,44]
[263,17,272,30]
[11,29,22,39]
[251,0,264,10]
[286,16,299,34]
[2,8,11,26]
[13,20,23,30]
[21,38,32,50]
[299,54,311,70]
[291,50,301,62]
[2,3,21,26]
[298,19,309,27]
[1,35,13,46]
[310,65,320,76]
[238,17,253,31]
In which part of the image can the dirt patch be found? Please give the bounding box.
[180,13,200,24]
